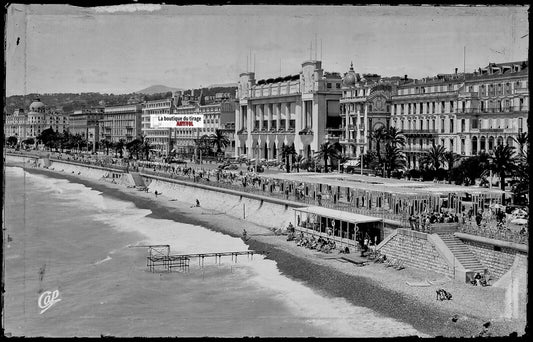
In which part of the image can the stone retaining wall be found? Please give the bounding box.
[379,229,454,278]
[461,240,527,279]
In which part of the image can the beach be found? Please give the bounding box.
[5,162,526,337]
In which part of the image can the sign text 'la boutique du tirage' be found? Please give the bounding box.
[150,114,204,128]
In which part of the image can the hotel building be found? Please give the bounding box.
[4,99,69,143]
[172,98,235,157]
[338,60,528,169]
[100,103,143,143]
[141,97,176,156]
[339,63,407,158]
[234,60,342,160]
[69,108,105,150]
[456,61,528,156]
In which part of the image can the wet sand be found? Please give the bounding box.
[10,163,526,337]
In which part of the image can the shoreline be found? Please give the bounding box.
[6,163,525,337]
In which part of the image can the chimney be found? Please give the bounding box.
[455,68,458,74]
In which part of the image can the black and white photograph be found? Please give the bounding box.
[3,3,529,338]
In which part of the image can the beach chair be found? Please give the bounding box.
[385,259,397,268]
[374,254,386,263]
[394,260,405,270]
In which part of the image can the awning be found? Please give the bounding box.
[294,206,382,224]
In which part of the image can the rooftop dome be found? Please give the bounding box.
[29,98,46,112]
[342,62,357,86]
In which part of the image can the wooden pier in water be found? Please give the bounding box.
[129,244,257,273]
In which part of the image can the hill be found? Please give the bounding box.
[136,85,182,95]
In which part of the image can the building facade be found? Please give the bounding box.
[391,61,528,168]
[4,98,69,143]
[173,100,235,157]
[234,60,342,160]
[339,63,406,158]
[141,97,175,156]
[456,61,528,156]
[100,104,143,143]
[69,108,105,151]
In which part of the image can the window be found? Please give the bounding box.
[327,83,332,89]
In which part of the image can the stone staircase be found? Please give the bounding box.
[130,172,146,188]
[437,233,486,274]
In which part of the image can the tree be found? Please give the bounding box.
[385,126,406,149]
[369,126,387,166]
[69,133,84,152]
[126,138,142,159]
[7,136,18,147]
[281,144,296,173]
[100,139,113,155]
[22,137,35,146]
[295,154,304,172]
[443,151,460,183]
[513,132,528,157]
[209,129,230,154]
[36,127,58,151]
[383,144,406,178]
[423,144,447,170]
[314,142,341,173]
[140,135,152,160]
[113,139,126,158]
[488,144,517,194]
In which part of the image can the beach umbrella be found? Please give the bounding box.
[511,218,528,225]
[490,203,505,210]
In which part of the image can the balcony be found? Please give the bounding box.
[479,128,504,133]
[402,129,438,136]
[456,106,529,115]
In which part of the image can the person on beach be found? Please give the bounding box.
[196,199,200,207]
[154,190,159,197]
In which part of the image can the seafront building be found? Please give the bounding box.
[234,60,342,160]
[100,103,143,143]
[337,60,529,168]
[338,63,408,158]
[141,96,176,156]
[4,98,69,143]
[69,107,105,151]
[457,61,529,156]
[172,94,235,157]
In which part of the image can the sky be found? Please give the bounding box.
[5,4,529,96]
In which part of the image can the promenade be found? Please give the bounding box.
[7,149,528,244]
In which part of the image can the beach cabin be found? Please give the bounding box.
[293,206,384,250]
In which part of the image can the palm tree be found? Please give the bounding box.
[140,135,152,160]
[314,142,341,173]
[423,144,447,170]
[369,126,387,165]
[295,154,304,172]
[443,151,460,183]
[383,144,406,178]
[489,144,517,195]
[281,144,296,173]
[209,129,230,155]
[114,139,126,158]
[385,126,406,148]
[512,132,528,157]
[126,138,142,159]
[100,139,113,155]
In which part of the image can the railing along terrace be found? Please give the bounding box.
[458,220,528,245]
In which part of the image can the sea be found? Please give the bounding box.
[3,166,423,337]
